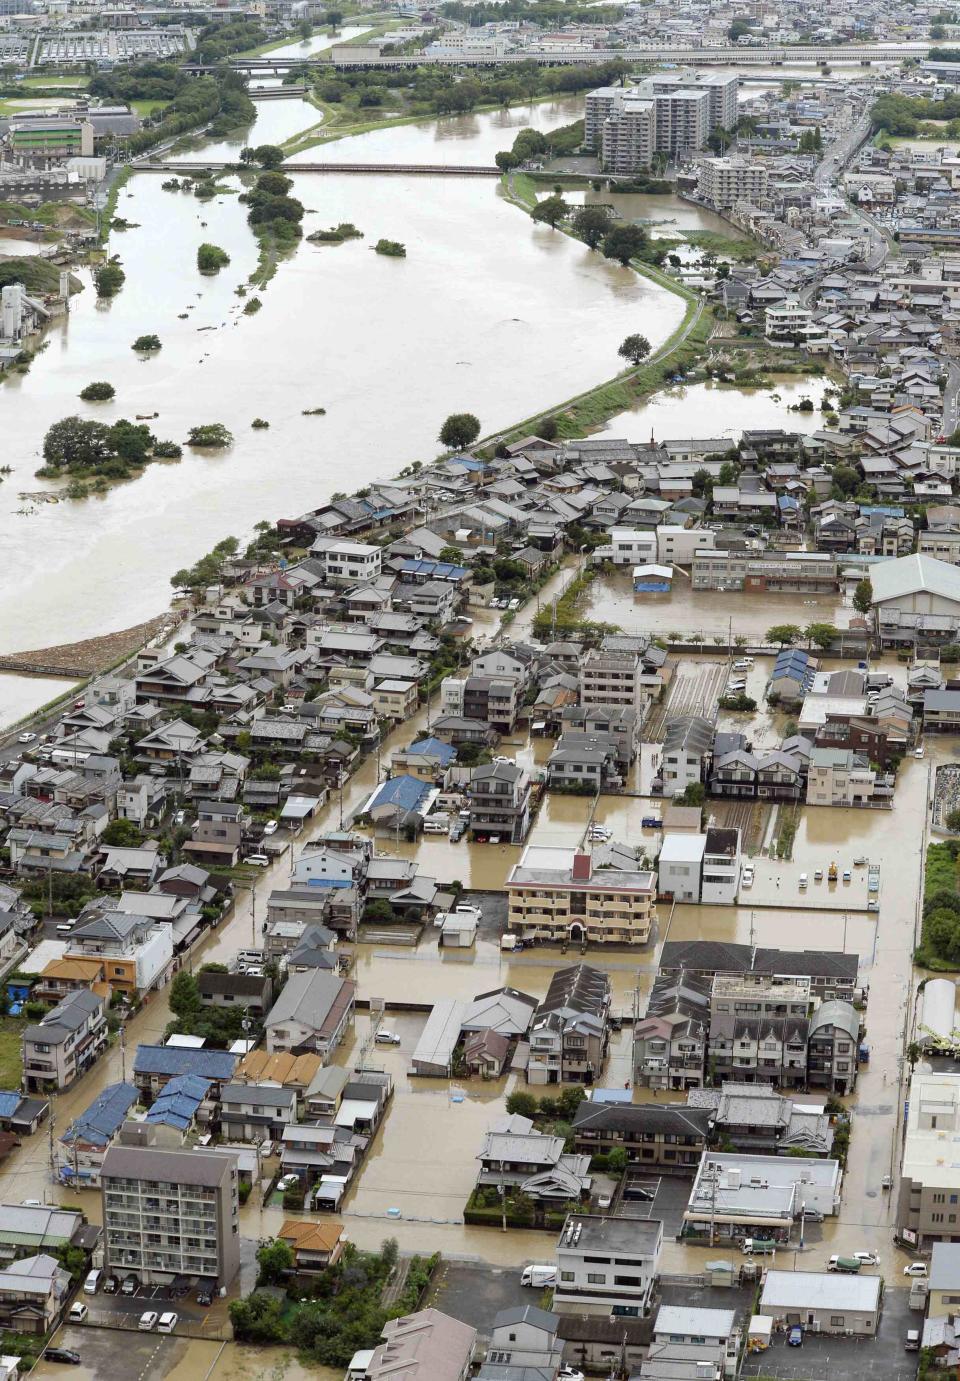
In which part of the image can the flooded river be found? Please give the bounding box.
[0,95,682,682]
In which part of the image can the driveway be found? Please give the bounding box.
[740,1286,917,1381]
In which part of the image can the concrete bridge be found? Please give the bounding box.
[183,40,930,75]
[153,160,502,175]
[249,83,309,98]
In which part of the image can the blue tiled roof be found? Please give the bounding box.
[370,774,431,813]
[408,736,457,765]
[144,1073,211,1130]
[0,1091,21,1119]
[62,1081,138,1148]
[133,1044,237,1080]
[400,559,469,580]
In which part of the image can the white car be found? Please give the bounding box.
[277,1174,299,1192]
[17,732,36,744]
[741,867,754,888]
[244,854,270,866]
[904,1262,928,1278]
[799,872,808,888]
[263,820,278,835]
[68,1303,88,1323]
[853,1251,878,1265]
[158,1312,179,1334]
[374,1030,401,1045]
[138,1311,159,1331]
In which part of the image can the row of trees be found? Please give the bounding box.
[531,194,662,269]
[38,416,182,481]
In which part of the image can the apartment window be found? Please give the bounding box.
[830,1316,845,1327]
[586,1273,606,1284]
[559,1271,575,1282]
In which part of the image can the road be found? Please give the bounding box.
[943,360,960,437]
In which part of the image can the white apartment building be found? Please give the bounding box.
[657,833,705,902]
[440,675,466,716]
[697,156,768,209]
[701,826,741,905]
[608,528,658,565]
[652,88,711,158]
[579,647,643,711]
[323,541,381,586]
[657,525,714,566]
[646,71,739,132]
[601,96,656,174]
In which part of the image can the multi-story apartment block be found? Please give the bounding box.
[651,87,711,157]
[585,85,623,151]
[658,940,859,1004]
[633,970,710,1091]
[467,760,531,845]
[647,71,738,131]
[708,975,811,1087]
[554,1214,662,1317]
[100,1135,240,1288]
[601,96,656,173]
[579,647,644,713]
[697,156,768,209]
[22,989,107,1094]
[507,846,655,946]
[701,827,742,904]
[898,1072,960,1249]
[527,964,610,1086]
[462,675,519,733]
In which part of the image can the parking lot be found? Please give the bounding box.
[740,1286,917,1381]
[30,1325,210,1381]
[425,1260,531,1333]
[619,1173,691,1237]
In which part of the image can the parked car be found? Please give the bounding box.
[244,854,270,866]
[263,820,278,835]
[196,1288,213,1307]
[158,1312,179,1334]
[45,1349,81,1365]
[741,867,754,888]
[68,1303,88,1323]
[138,1312,159,1331]
[801,1207,824,1223]
[905,1330,921,1351]
[787,1325,803,1347]
[904,1262,928,1277]
[853,1251,879,1265]
[121,1275,138,1296]
[374,1030,401,1045]
[17,731,35,744]
[799,873,808,888]
[277,1174,299,1192]
[103,1275,118,1294]
[843,869,852,882]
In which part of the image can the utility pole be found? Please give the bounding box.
[119,1023,126,1083]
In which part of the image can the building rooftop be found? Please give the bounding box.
[558,1213,662,1256]
[760,1270,881,1313]
[101,1143,234,1188]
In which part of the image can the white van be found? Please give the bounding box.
[83,1269,101,1295]
[157,1312,178,1334]
[423,819,449,834]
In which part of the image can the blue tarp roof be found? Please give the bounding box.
[369,774,431,813]
[133,1044,237,1080]
[62,1081,138,1148]
[408,736,457,765]
[0,1091,21,1119]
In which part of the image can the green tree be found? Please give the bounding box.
[618,333,651,367]
[676,782,706,806]
[439,546,464,563]
[571,204,612,248]
[505,1090,538,1118]
[101,818,142,847]
[252,143,285,169]
[602,223,649,267]
[439,413,480,451]
[832,463,860,495]
[853,578,874,615]
[805,622,838,650]
[197,242,230,273]
[531,194,568,228]
[766,623,802,646]
[607,1146,628,1173]
[169,969,202,1025]
[42,417,114,470]
[256,1238,295,1284]
[926,907,960,963]
[364,898,395,924]
[80,381,115,401]
[187,423,233,448]
[229,1292,287,1343]
[947,808,960,833]
[132,334,161,351]
[95,261,125,297]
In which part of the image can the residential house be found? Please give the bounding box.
[571,1100,711,1171]
[365,1309,476,1381]
[198,970,273,1019]
[476,1123,592,1203]
[276,1218,345,1273]
[57,1081,138,1187]
[467,761,531,845]
[554,1214,662,1318]
[659,718,713,798]
[219,1084,298,1142]
[21,989,107,1095]
[0,1254,70,1335]
[263,969,355,1059]
[806,1000,860,1095]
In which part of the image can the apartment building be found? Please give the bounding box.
[697,156,768,209]
[807,1001,860,1096]
[897,1072,960,1248]
[507,846,656,946]
[692,549,839,593]
[462,675,519,733]
[651,87,711,157]
[467,760,531,845]
[571,1100,711,1171]
[579,647,644,713]
[554,1214,662,1318]
[100,1135,240,1288]
[527,964,610,1086]
[633,970,710,1091]
[602,96,656,173]
[647,71,738,132]
[659,716,712,798]
[366,1309,476,1381]
[22,990,107,1095]
[585,85,624,151]
[658,940,860,1004]
[709,975,811,1088]
[806,747,877,807]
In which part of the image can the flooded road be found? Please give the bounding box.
[603,374,832,443]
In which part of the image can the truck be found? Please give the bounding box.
[828,1256,862,1274]
[909,1279,928,1311]
[521,1265,557,1288]
[828,862,838,883]
[742,1239,775,1256]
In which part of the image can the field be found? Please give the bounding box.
[0,1020,25,1089]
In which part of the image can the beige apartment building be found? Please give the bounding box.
[101,1134,240,1288]
[507,845,656,945]
[697,156,768,209]
[897,1072,960,1250]
[579,647,644,712]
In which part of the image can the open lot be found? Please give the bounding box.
[425,1260,531,1333]
[646,658,729,741]
[31,1325,207,1381]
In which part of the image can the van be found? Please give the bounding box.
[157,1312,178,1334]
[905,1330,921,1351]
[521,1264,557,1288]
[83,1269,101,1295]
[423,819,449,834]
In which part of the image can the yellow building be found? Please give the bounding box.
[506,846,655,946]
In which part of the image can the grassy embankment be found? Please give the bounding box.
[916,841,960,971]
